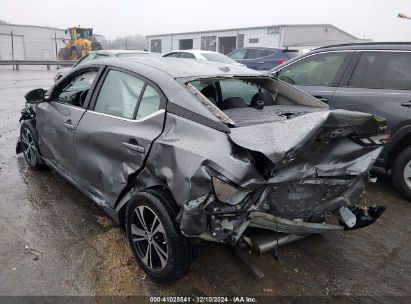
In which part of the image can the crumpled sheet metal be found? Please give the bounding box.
[229,109,383,166]
[135,113,265,205]
[130,106,385,238]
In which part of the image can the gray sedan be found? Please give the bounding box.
[17,57,387,283]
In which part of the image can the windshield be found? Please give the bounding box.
[116,52,157,58]
[201,52,238,64]
[77,29,92,39]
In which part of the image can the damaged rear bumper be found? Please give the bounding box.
[177,174,386,247]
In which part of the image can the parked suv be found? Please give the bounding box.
[270,42,411,201]
[228,47,300,70]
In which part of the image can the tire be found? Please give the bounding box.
[70,49,80,60]
[392,147,411,201]
[20,120,44,170]
[58,49,68,61]
[125,190,192,284]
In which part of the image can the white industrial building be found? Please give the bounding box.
[147,24,361,54]
[0,23,67,60]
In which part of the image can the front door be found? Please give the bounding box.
[73,68,166,207]
[36,68,100,174]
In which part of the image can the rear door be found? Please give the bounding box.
[36,67,101,174]
[275,51,353,104]
[73,67,166,207]
[330,51,411,132]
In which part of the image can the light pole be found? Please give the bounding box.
[398,12,411,20]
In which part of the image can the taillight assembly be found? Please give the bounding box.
[355,132,391,146]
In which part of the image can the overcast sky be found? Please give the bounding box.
[2,0,411,40]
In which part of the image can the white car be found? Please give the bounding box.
[162,49,244,66]
[55,50,158,82]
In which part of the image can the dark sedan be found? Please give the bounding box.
[17,57,387,283]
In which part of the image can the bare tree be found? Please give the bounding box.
[101,34,147,50]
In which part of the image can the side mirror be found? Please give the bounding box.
[25,89,46,103]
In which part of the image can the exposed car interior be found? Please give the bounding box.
[54,70,97,107]
[192,78,275,110]
[189,77,326,126]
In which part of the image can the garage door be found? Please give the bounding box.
[0,34,24,60]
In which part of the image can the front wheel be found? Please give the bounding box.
[125,190,192,284]
[20,120,44,170]
[392,147,411,201]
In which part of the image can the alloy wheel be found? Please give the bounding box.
[131,205,168,271]
[21,127,37,167]
[404,160,411,190]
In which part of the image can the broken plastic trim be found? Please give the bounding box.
[212,176,250,205]
[185,83,235,126]
[353,132,391,146]
[339,205,386,230]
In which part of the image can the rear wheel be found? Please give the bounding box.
[392,147,411,201]
[69,49,80,60]
[20,120,43,170]
[125,190,192,284]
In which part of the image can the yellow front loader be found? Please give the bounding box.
[58,27,102,60]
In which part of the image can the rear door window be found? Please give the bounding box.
[278,52,349,86]
[229,49,247,60]
[179,52,196,59]
[136,85,161,119]
[348,51,411,90]
[245,49,274,59]
[94,70,145,119]
[164,52,179,58]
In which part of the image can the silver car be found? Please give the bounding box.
[18,57,387,283]
[54,49,158,82]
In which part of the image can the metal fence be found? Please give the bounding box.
[0,60,75,70]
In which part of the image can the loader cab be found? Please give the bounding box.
[66,28,93,42]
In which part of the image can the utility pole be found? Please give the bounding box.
[10,30,15,70]
[54,32,58,60]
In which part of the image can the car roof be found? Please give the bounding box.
[116,56,261,79]
[239,47,286,51]
[314,42,411,52]
[79,57,263,123]
[167,49,224,54]
[93,49,153,55]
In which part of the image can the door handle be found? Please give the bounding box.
[401,101,411,107]
[122,141,145,153]
[314,96,329,103]
[63,121,75,130]
[257,61,265,64]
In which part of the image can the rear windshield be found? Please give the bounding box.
[201,53,238,64]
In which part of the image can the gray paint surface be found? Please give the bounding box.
[21,58,387,244]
